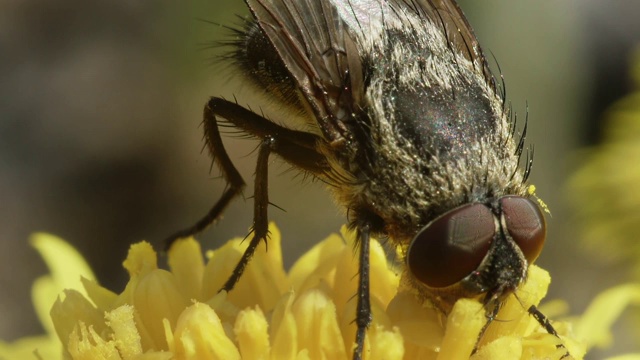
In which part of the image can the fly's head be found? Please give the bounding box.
[402,194,546,314]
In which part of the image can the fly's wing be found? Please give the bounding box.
[405,0,495,89]
[245,0,365,145]
[325,0,494,89]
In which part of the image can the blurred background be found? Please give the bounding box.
[1,0,639,358]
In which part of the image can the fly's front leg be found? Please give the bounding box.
[165,97,328,292]
[472,299,569,358]
[220,136,273,292]
[528,305,570,358]
[164,98,246,250]
[472,302,500,355]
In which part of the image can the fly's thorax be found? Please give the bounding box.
[322,105,531,256]
[331,63,528,244]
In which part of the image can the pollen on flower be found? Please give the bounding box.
[3,224,639,359]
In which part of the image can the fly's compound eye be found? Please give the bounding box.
[500,196,546,264]
[407,203,495,288]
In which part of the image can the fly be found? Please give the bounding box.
[165,0,567,358]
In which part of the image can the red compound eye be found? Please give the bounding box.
[500,196,546,264]
[407,203,495,288]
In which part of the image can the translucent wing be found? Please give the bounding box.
[405,0,495,87]
[245,0,365,144]
[326,0,494,86]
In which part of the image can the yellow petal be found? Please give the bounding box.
[270,292,298,360]
[521,333,567,360]
[0,335,60,360]
[168,238,205,302]
[234,306,271,359]
[81,277,117,310]
[122,241,158,277]
[485,266,549,343]
[437,299,485,360]
[366,235,400,308]
[30,233,96,291]
[30,232,96,336]
[105,305,143,359]
[205,291,241,325]
[339,287,392,357]
[202,223,288,312]
[473,336,522,360]
[133,354,174,360]
[288,233,346,294]
[387,291,443,352]
[133,269,189,350]
[292,289,348,360]
[50,289,108,353]
[332,230,363,318]
[367,324,404,360]
[172,303,240,360]
[574,284,640,349]
[201,239,244,302]
[332,226,399,324]
[134,353,174,360]
[605,355,640,360]
[67,322,120,360]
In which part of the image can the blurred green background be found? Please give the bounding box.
[1,1,639,358]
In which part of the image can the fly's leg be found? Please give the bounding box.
[528,305,570,359]
[220,135,273,292]
[163,99,246,250]
[165,97,327,293]
[353,224,372,360]
[472,302,500,355]
[472,299,569,358]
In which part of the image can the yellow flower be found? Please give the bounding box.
[568,49,640,277]
[0,233,96,360]
[2,223,640,359]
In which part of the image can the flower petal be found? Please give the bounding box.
[234,306,271,359]
[574,284,640,350]
[30,233,96,291]
[133,269,190,350]
[288,233,345,294]
[473,336,522,360]
[0,335,60,360]
[81,277,117,310]
[67,322,120,360]
[367,324,404,360]
[387,291,443,352]
[270,292,298,360]
[202,223,288,312]
[31,233,96,336]
[105,305,143,359]
[339,287,393,356]
[292,289,348,360]
[50,289,108,353]
[168,238,205,302]
[332,227,399,326]
[122,242,158,277]
[482,266,551,343]
[437,299,485,359]
[172,303,241,360]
